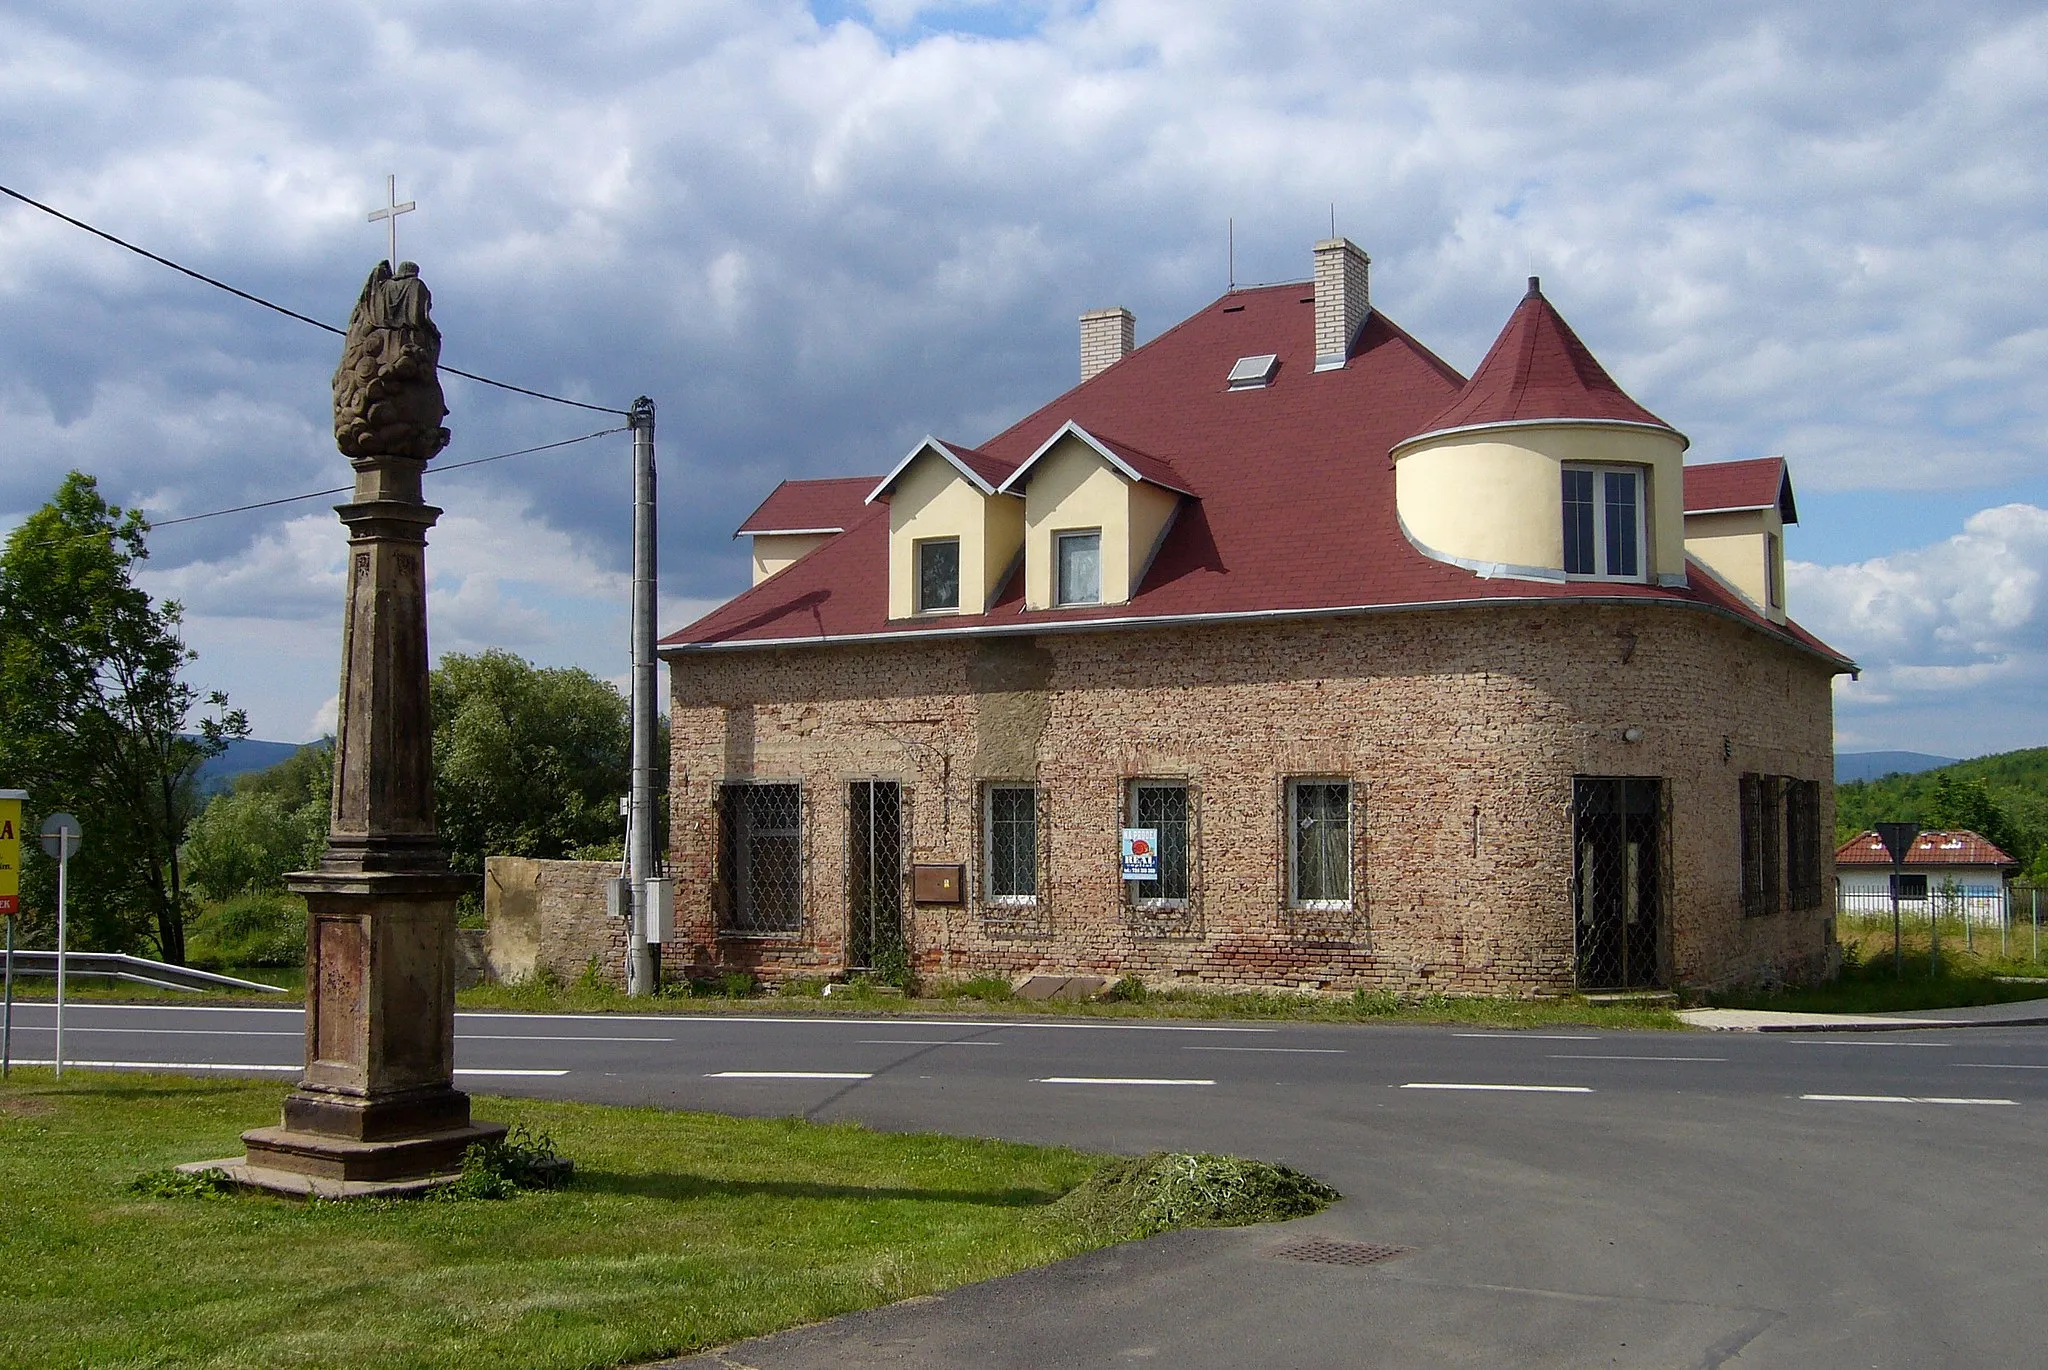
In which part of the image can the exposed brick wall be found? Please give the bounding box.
[484,857,627,987]
[662,603,1837,995]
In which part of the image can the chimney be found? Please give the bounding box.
[1312,238,1370,372]
[1079,306,1135,382]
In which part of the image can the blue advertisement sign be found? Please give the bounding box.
[1121,828,1159,882]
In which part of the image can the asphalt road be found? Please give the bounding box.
[9,1001,2046,1368]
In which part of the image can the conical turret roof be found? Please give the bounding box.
[1413,278,1672,438]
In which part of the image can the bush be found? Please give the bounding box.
[1101,976,1148,1003]
[440,1126,572,1200]
[719,971,758,998]
[185,892,307,968]
[180,790,325,901]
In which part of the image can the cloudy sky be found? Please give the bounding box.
[3,0,2044,757]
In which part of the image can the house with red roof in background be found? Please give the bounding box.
[658,237,1853,996]
[1835,829,2020,925]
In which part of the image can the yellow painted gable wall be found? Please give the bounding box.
[1684,508,1786,623]
[751,532,832,585]
[1393,423,1687,581]
[1020,434,1179,609]
[885,451,1024,619]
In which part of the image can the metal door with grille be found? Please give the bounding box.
[847,781,904,971]
[1572,776,1664,989]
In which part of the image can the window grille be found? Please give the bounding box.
[1572,776,1664,989]
[1760,776,1783,917]
[978,782,1051,936]
[718,782,803,935]
[1290,780,1352,907]
[1125,780,1201,938]
[1785,778,1822,910]
[1739,773,1764,917]
[846,780,905,972]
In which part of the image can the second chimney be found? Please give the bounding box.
[1313,238,1370,372]
[1080,306,1135,382]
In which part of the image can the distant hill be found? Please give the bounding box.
[196,739,316,794]
[1835,751,1958,784]
[1836,747,2048,878]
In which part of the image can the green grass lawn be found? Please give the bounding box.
[1708,916,2048,1014]
[0,1071,1121,1370]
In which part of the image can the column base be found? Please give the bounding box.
[238,1118,508,1184]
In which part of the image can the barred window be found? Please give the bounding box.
[1289,779,1352,907]
[1129,781,1190,905]
[1785,778,1822,910]
[719,782,802,934]
[985,785,1038,902]
[1740,774,1764,917]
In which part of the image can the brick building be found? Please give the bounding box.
[658,239,1853,995]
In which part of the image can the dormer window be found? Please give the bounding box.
[1562,466,1644,580]
[1056,530,1102,606]
[917,537,960,613]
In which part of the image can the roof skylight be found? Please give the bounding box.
[1227,354,1278,390]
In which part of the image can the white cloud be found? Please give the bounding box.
[1794,504,2048,754]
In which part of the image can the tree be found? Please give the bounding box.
[0,472,248,962]
[181,741,330,900]
[429,650,659,875]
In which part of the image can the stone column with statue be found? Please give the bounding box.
[204,261,506,1194]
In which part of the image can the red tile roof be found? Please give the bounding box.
[1683,457,1797,522]
[735,477,877,536]
[1836,830,2019,869]
[666,279,1849,674]
[1411,278,1673,438]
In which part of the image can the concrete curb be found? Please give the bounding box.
[1681,1008,2048,1033]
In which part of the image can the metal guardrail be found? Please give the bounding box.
[0,951,289,994]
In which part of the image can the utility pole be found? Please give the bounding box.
[627,397,658,997]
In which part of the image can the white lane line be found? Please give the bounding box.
[1953,1062,2048,1070]
[1791,1040,1952,1049]
[1186,1046,1347,1054]
[1548,1054,1726,1062]
[1453,1033,1600,1041]
[857,1039,1002,1046]
[4,1059,297,1072]
[9,1026,301,1037]
[1401,1083,1593,1094]
[1036,1077,1214,1086]
[458,1034,674,1043]
[1801,1093,2017,1106]
[455,1068,570,1078]
[457,1012,1274,1033]
[706,1071,873,1080]
[6,1004,300,1016]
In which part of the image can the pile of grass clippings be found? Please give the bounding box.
[1047,1151,1339,1242]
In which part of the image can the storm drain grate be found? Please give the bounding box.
[1269,1239,1410,1267]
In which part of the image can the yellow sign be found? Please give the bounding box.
[0,790,22,916]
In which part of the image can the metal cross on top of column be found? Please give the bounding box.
[367,174,417,267]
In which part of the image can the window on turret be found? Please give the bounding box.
[1562,466,1644,580]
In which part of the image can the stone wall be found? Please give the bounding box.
[663,602,1839,995]
[483,857,626,987]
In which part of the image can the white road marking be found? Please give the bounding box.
[1548,1054,1726,1062]
[706,1071,873,1080]
[1953,1062,2048,1070]
[455,1068,570,1078]
[1453,1033,1600,1041]
[10,1026,301,1037]
[4,1059,297,1072]
[1186,1046,1347,1054]
[1401,1083,1594,1094]
[1791,1040,1952,1048]
[459,1012,1274,1033]
[857,1039,1002,1046]
[1800,1094,2017,1106]
[1036,1077,1214,1086]
[458,1034,674,1043]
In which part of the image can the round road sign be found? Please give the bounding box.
[39,812,83,860]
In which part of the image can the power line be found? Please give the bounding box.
[14,427,627,548]
[0,182,632,417]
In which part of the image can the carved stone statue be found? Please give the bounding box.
[332,260,451,462]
